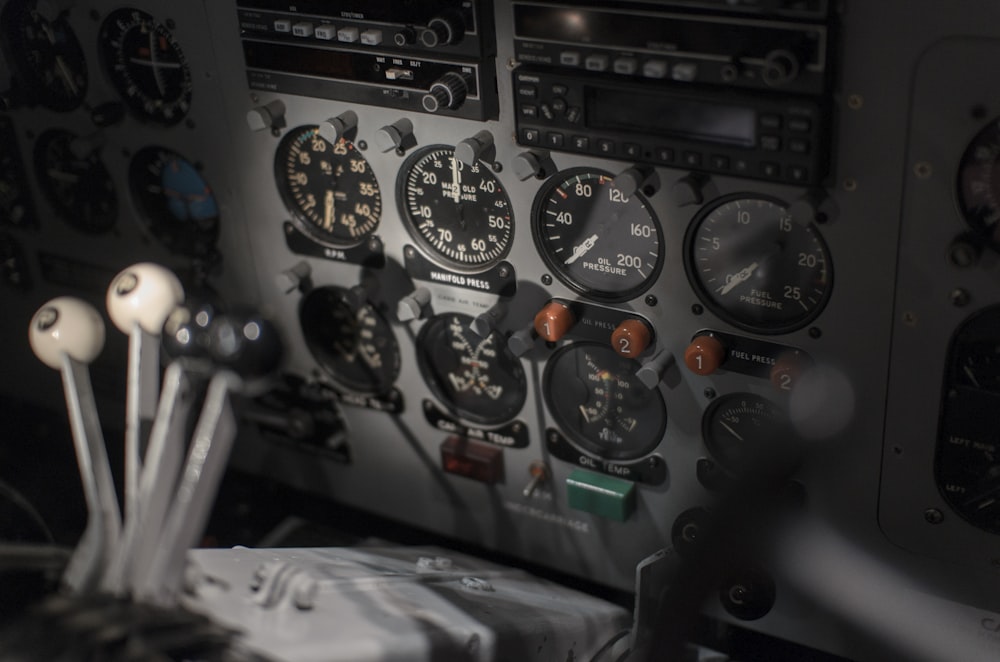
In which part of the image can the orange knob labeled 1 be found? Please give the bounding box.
[684,335,726,376]
[611,319,652,358]
[534,301,576,342]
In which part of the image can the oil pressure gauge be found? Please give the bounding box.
[275,125,381,247]
[685,195,833,334]
[398,145,513,271]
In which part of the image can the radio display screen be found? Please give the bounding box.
[586,88,757,148]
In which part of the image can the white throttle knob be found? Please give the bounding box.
[106,263,184,335]
[29,297,106,369]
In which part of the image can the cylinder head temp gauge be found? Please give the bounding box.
[543,342,666,461]
[275,126,381,247]
[958,117,1000,248]
[98,8,192,124]
[398,145,513,271]
[685,195,833,334]
[299,286,400,395]
[416,313,526,425]
[532,168,664,302]
[34,129,117,233]
[128,146,219,257]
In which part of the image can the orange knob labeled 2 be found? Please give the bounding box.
[611,319,652,358]
[684,335,726,376]
[534,301,576,342]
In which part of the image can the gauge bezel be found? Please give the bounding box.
[97,8,193,126]
[531,167,665,303]
[298,286,401,395]
[415,313,527,426]
[128,146,220,257]
[542,341,667,461]
[274,125,382,249]
[396,145,514,273]
[683,193,834,335]
[701,392,785,472]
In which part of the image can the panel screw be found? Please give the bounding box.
[847,94,864,110]
[541,274,552,285]
[645,295,658,306]
[924,508,944,524]
[914,162,933,179]
[902,311,918,327]
[950,289,970,307]
[704,387,717,400]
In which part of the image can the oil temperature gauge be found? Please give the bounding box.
[276,126,381,247]
[416,313,526,425]
[543,342,666,461]
[299,286,400,395]
[532,168,663,301]
[685,194,833,334]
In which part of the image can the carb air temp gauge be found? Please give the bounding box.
[398,145,513,271]
[685,194,833,334]
[275,126,381,247]
[532,168,663,302]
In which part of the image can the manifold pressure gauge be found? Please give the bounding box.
[685,194,833,334]
[275,125,381,247]
[416,313,526,425]
[532,168,664,301]
[398,145,513,271]
[98,8,192,124]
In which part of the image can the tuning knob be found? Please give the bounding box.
[456,130,495,167]
[762,49,800,87]
[512,150,554,181]
[420,13,463,48]
[534,301,576,343]
[422,72,468,113]
[397,287,431,322]
[615,166,660,199]
[375,118,416,153]
[318,110,358,145]
[246,100,286,133]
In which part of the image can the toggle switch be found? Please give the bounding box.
[636,349,675,390]
[375,118,416,153]
[246,100,286,133]
[471,302,506,338]
[456,130,495,167]
[522,461,550,497]
[614,166,660,199]
[507,327,538,358]
[318,110,358,145]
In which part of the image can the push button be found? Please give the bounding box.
[566,469,636,522]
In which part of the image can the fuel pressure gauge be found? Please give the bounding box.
[275,126,381,247]
[685,195,833,334]
[533,168,663,302]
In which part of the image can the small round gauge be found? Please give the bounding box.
[685,195,833,334]
[957,117,1000,247]
[275,126,381,247]
[702,393,787,472]
[532,168,663,301]
[398,145,513,271]
[299,286,400,394]
[98,8,192,124]
[0,0,88,111]
[416,313,526,425]
[129,146,219,257]
[34,129,117,233]
[543,342,666,460]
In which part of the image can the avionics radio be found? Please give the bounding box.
[511,1,835,184]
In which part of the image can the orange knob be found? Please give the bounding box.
[770,352,805,392]
[534,301,576,342]
[684,335,726,376]
[611,319,652,358]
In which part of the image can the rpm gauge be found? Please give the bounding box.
[533,168,663,301]
[299,286,400,395]
[34,129,117,233]
[129,146,219,257]
[685,195,833,334]
[1,0,88,111]
[957,117,1000,247]
[98,8,192,124]
[543,342,666,461]
[398,145,513,271]
[275,126,381,247]
[416,313,526,425]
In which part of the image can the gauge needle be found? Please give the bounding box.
[963,364,981,388]
[450,156,462,203]
[717,261,760,296]
[565,234,599,265]
[149,30,166,97]
[324,190,334,230]
[579,404,597,424]
[720,420,745,441]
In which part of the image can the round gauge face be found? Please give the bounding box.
[275,126,381,247]
[416,313,527,425]
[129,146,219,257]
[685,195,833,334]
[1,0,88,111]
[98,8,192,125]
[398,145,513,271]
[543,342,666,460]
[299,286,400,394]
[34,129,117,233]
[532,168,664,301]
[957,117,1000,247]
[702,393,787,472]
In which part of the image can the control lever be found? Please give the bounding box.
[28,298,121,594]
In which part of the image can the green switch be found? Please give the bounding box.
[566,469,636,522]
